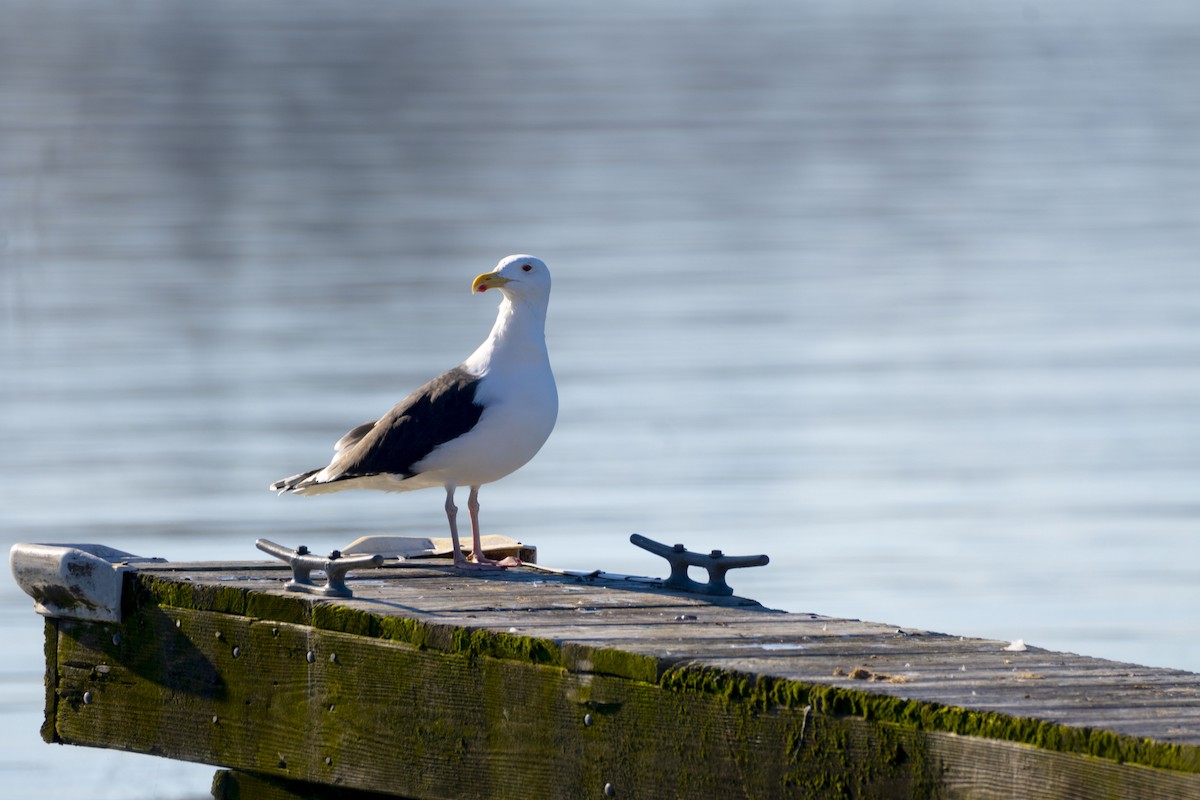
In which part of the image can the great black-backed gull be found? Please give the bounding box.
[271,254,557,569]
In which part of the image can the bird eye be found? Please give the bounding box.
[522,264,533,272]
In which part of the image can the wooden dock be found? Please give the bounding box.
[14,542,1200,799]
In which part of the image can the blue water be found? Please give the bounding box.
[3,1,1199,797]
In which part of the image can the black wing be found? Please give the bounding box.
[334,421,377,454]
[323,367,484,481]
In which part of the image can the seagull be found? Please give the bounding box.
[271,254,557,570]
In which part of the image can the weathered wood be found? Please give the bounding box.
[212,769,407,800]
[38,561,1200,799]
[52,607,921,798]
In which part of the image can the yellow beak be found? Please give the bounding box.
[472,272,512,293]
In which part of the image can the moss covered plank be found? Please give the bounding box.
[47,606,934,798]
[39,561,1200,798]
[125,563,1200,747]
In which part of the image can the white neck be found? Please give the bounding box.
[463,293,550,376]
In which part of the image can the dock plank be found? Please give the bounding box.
[211,563,1200,747]
[39,560,1200,798]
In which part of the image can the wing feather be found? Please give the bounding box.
[322,366,484,482]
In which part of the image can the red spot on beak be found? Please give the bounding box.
[476,284,488,292]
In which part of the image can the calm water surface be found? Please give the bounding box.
[3,1,1199,797]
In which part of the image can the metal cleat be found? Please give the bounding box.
[255,539,385,598]
[630,533,769,596]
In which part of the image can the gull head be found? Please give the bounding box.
[472,254,551,300]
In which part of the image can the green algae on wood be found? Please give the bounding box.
[47,605,940,798]
[124,569,1200,777]
[661,663,1200,776]
[40,564,1200,799]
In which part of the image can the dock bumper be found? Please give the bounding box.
[9,542,165,622]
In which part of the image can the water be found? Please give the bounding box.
[3,1,1199,796]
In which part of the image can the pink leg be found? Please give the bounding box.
[467,486,520,568]
[446,484,510,570]
[444,486,473,569]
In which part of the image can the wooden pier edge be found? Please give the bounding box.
[36,563,1200,800]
